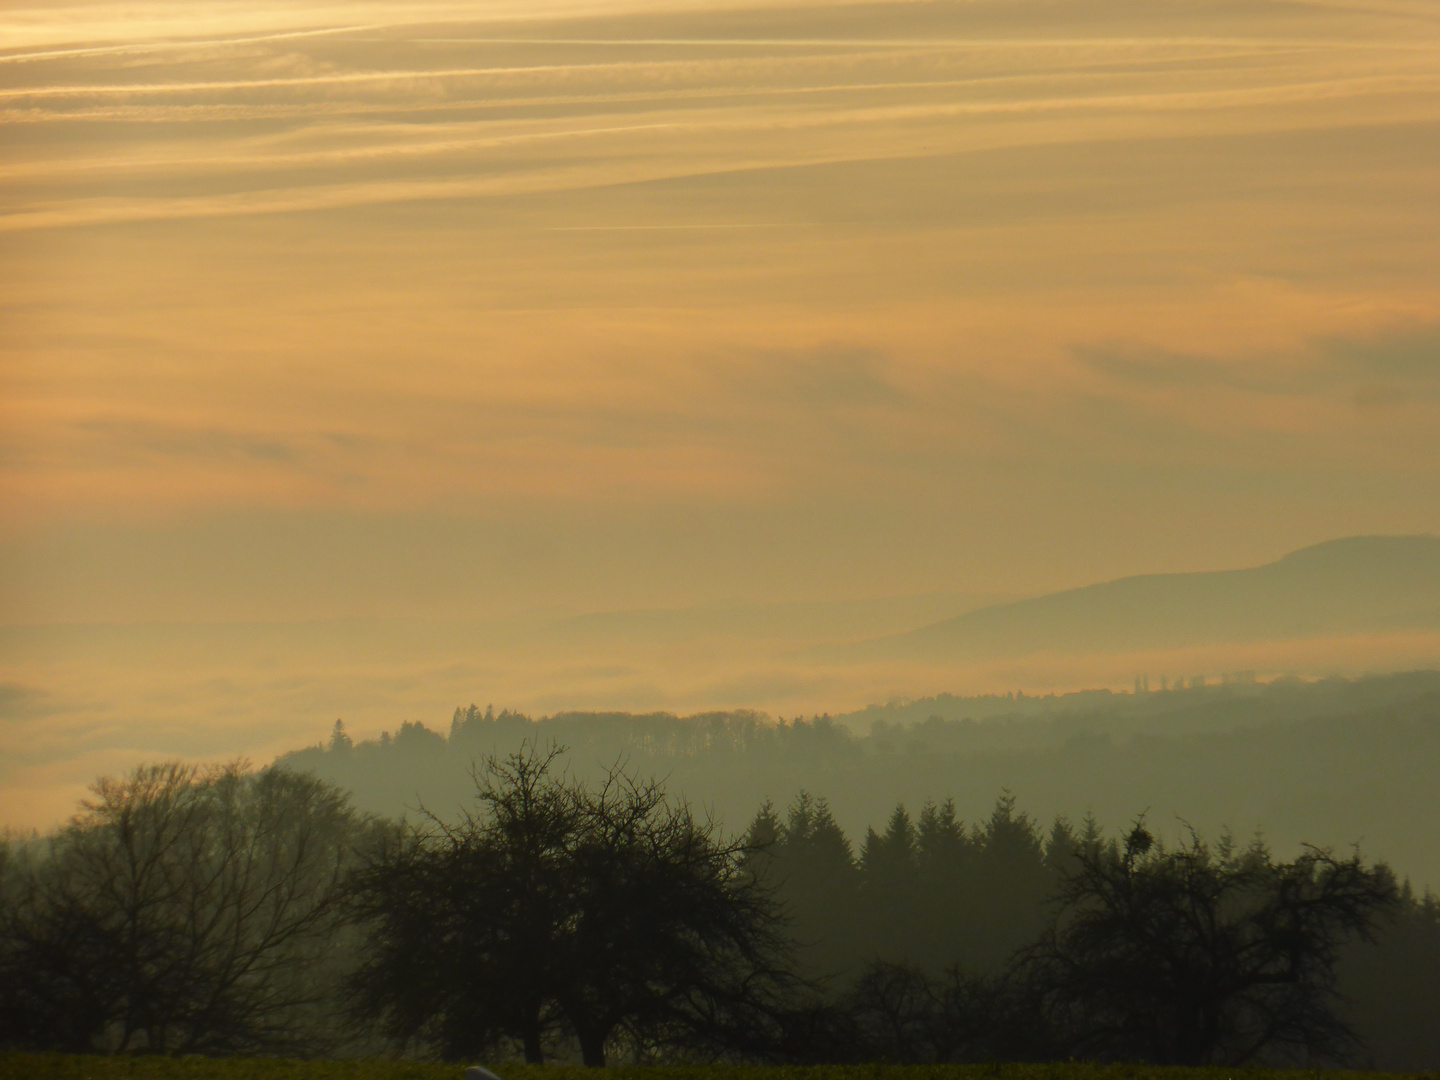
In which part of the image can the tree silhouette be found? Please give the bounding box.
[556,766,794,1065]
[349,744,579,1062]
[0,763,364,1055]
[1023,825,1400,1064]
[747,792,860,978]
[351,744,794,1065]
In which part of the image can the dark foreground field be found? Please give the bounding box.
[4,1061,1436,1080]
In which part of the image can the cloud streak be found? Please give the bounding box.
[6,79,1437,231]
[3,0,1439,604]
[2,0,1435,243]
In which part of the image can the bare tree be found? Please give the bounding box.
[349,744,580,1062]
[558,766,796,1065]
[349,743,796,1065]
[1022,825,1400,1065]
[0,763,368,1055]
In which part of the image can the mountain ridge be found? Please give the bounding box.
[847,534,1440,661]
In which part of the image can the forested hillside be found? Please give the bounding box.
[277,671,1440,890]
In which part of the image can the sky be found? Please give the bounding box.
[2,0,1440,829]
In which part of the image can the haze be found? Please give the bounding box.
[2,0,1439,831]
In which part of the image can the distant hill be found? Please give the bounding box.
[276,670,1440,892]
[850,535,1440,661]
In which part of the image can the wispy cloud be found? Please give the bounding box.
[71,418,301,465]
[721,345,907,408]
[0,23,382,65]
[8,77,1438,231]
[3,0,1439,605]
[1079,325,1440,401]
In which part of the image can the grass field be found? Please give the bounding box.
[3,1060,1434,1080]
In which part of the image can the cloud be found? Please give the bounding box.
[74,418,300,465]
[6,0,1439,233]
[1076,345,1284,392]
[722,345,906,409]
[1318,326,1440,385]
[4,0,1440,609]
[1077,325,1440,403]
[0,24,379,66]
[0,683,55,721]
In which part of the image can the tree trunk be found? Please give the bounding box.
[523,1025,544,1064]
[579,1030,607,1067]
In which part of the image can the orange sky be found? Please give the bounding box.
[2,0,1440,827]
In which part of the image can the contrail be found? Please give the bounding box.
[541,223,796,230]
[0,24,383,65]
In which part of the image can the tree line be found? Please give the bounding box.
[277,673,1440,902]
[3,747,1437,1068]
